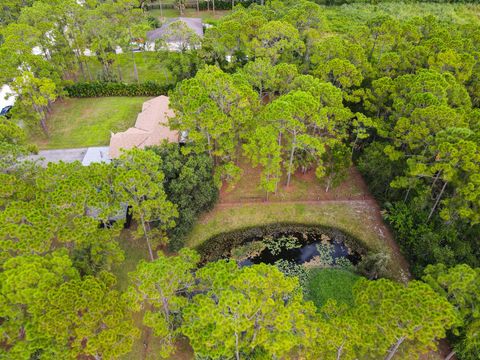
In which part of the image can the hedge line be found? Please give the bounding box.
[65,81,173,97]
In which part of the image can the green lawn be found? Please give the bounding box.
[30,97,149,149]
[83,52,172,84]
[185,201,409,281]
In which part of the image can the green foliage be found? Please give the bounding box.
[0,116,36,172]
[384,201,480,276]
[9,71,62,135]
[182,262,319,359]
[306,268,361,308]
[169,65,258,181]
[230,241,266,261]
[263,234,302,255]
[126,248,200,358]
[3,2,480,359]
[423,264,480,359]
[38,272,139,360]
[356,141,404,201]
[0,251,79,358]
[0,252,138,360]
[149,143,218,251]
[351,278,458,359]
[316,242,334,267]
[113,148,178,260]
[274,259,309,288]
[65,81,173,97]
[356,251,391,279]
[0,161,125,271]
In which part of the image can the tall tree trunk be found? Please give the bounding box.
[403,186,411,203]
[78,56,86,81]
[140,213,154,261]
[232,0,234,9]
[117,64,123,82]
[39,116,49,137]
[84,59,93,81]
[129,29,140,83]
[326,176,332,193]
[116,52,123,82]
[155,284,171,323]
[336,343,344,360]
[131,50,139,83]
[196,0,199,12]
[444,351,456,360]
[286,132,296,187]
[384,336,406,360]
[351,134,359,158]
[34,103,49,136]
[431,170,443,197]
[212,0,215,14]
[234,331,240,360]
[206,132,213,159]
[427,181,448,222]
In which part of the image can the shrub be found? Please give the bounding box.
[230,241,266,262]
[356,251,391,279]
[306,268,361,308]
[263,235,301,255]
[274,259,309,288]
[316,242,334,267]
[149,143,218,251]
[65,81,173,97]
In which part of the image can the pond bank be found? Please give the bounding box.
[186,201,410,281]
[197,223,366,265]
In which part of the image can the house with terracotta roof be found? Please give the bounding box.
[109,95,178,158]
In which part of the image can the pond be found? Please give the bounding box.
[197,224,365,267]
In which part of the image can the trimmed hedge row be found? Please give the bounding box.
[65,81,173,97]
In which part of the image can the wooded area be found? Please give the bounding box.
[1,0,480,359]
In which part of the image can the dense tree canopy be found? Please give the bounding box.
[2,0,480,359]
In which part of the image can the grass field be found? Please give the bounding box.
[30,97,149,149]
[83,52,172,84]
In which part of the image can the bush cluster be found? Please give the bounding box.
[65,81,173,98]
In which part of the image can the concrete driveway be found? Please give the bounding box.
[25,148,88,166]
[25,146,111,167]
